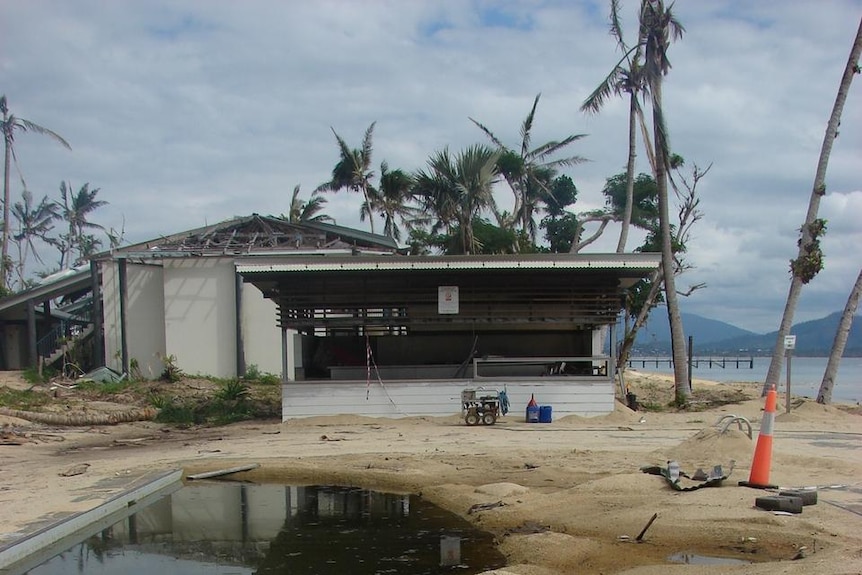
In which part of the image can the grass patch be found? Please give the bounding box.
[74,379,135,395]
[151,393,278,426]
[0,387,51,411]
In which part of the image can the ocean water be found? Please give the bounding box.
[627,356,862,403]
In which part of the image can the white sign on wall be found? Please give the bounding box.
[784,335,797,350]
[438,286,459,314]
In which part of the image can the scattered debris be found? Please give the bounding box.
[641,460,735,491]
[320,434,346,441]
[505,521,549,535]
[468,501,505,514]
[755,495,803,514]
[59,463,90,477]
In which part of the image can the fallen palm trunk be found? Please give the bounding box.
[0,407,157,426]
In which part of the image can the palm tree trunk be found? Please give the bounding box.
[618,268,663,367]
[763,17,862,395]
[2,129,11,288]
[817,267,862,404]
[652,81,690,402]
[616,93,639,253]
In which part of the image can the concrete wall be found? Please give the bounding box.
[163,258,237,378]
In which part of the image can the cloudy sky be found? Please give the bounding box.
[2,0,860,333]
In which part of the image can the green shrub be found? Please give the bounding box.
[257,373,281,386]
[160,354,184,383]
[216,379,250,402]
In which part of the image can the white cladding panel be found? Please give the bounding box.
[164,258,237,378]
[281,380,614,420]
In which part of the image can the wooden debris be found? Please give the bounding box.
[635,512,659,542]
[186,463,260,481]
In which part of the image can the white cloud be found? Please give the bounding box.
[3,0,861,332]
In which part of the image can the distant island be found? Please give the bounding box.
[628,312,861,357]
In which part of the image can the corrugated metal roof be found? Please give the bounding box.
[236,253,661,273]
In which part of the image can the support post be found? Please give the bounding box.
[234,271,245,378]
[90,260,104,367]
[687,335,693,392]
[26,298,37,368]
[118,258,129,375]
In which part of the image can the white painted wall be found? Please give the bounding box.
[103,261,168,379]
[240,282,283,377]
[281,379,615,420]
[163,258,237,378]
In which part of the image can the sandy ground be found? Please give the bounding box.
[1,371,860,574]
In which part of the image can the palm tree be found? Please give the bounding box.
[57,181,107,268]
[378,162,419,242]
[10,190,59,289]
[582,0,654,253]
[763,17,862,396]
[285,185,333,224]
[470,94,587,243]
[817,267,861,404]
[316,122,380,233]
[640,0,688,403]
[1,95,71,288]
[413,145,500,254]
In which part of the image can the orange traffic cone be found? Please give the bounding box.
[739,385,779,489]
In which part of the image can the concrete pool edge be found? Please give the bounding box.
[0,468,183,575]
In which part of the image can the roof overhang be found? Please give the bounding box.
[238,253,661,332]
[0,266,92,315]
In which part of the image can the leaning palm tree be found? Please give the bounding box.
[285,184,333,224]
[11,189,59,289]
[640,0,688,403]
[57,181,107,268]
[413,145,501,254]
[470,94,587,243]
[1,95,71,288]
[316,122,380,233]
[763,17,862,396]
[817,267,861,404]
[582,0,654,253]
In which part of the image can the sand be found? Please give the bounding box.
[0,371,860,574]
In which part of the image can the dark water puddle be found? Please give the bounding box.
[27,483,505,574]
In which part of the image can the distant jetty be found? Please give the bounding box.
[628,356,754,369]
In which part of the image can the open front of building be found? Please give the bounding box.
[238,253,660,420]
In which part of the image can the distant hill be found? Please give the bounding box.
[629,312,861,357]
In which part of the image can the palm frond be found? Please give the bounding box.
[581,65,625,114]
[361,122,376,164]
[17,118,71,150]
[609,0,625,47]
[519,93,541,157]
[468,118,507,149]
[530,134,589,163]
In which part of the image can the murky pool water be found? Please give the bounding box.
[27,483,505,574]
